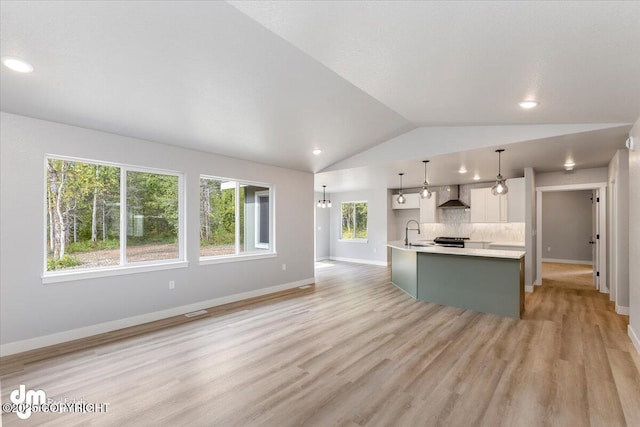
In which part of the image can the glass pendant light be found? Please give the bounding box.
[317,185,332,208]
[397,173,406,204]
[420,160,432,199]
[491,149,509,196]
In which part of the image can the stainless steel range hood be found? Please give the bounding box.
[437,185,469,209]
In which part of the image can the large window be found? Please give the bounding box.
[44,156,183,277]
[200,176,274,259]
[341,201,368,240]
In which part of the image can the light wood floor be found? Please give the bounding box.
[2,261,639,426]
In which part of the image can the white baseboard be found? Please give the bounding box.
[315,257,329,262]
[615,304,629,315]
[330,257,389,266]
[629,325,640,355]
[541,258,593,265]
[0,277,315,357]
[534,278,542,286]
[525,285,534,293]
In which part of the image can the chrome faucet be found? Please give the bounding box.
[405,220,421,246]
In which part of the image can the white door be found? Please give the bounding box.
[592,189,599,289]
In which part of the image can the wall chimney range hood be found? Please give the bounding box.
[437,185,469,209]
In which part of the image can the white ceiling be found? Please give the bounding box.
[1,1,639,189]
[317,125,630,193]
[231,1,640,125]
[0,1,411,172]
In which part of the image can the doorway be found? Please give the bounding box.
[536,182,607,293]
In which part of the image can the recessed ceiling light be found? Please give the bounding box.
[458,167,467,174]
[519,100,539,109]
[312,149,322,155]
[473,174,481,181]
[1,56,34,73]
[564,160,575,170]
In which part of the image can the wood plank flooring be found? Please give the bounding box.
[1,261,639,426]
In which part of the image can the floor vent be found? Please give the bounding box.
[185,309,208,318]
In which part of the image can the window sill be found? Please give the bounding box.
[42,260,189,284]
[199,252,278,265]
[338,239,369,244]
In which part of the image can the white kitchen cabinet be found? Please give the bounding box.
[470,188,486,223]
[391,193,420,209]
[470,187,507,223]
[506,177,525,223]
[419,193,438,223]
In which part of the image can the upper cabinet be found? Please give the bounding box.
[506,177,525,223]
[419,193,438,223]
[391,193,420,209]
[470,187,507,223]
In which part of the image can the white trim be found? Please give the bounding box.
[199,252,277,265]
[337,238,369,244]
[525,285,534,293]
[42,261,189,284]
[615,304,629,315]
[0,277,314,357]
[315,257,329,261]
[235,181,240,254]
[629,325,640,355]
[200,176,275,256]
[541,258,593,265]
[340,201,369,241]
[330,256,388,266]
[254,190,270,249]
[536,189,542,288]
[534,277,542,286]
[536,182,607,294]
[44,155,187,278]
[536,183,607,192]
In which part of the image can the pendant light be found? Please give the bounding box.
[491,149,509,196]
[420,160,432,199]
[397,173,406,204]
[317,185,332,208]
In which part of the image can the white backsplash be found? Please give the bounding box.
[420,222,525,243]
[393,184,526,243]
[419,184,525,242]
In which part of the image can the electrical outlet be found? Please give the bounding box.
[547,247,551,252]
[169,280,175,289]
[282,264,286,271]
[373,248,377,253]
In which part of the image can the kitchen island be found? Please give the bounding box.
[387,241,525,318]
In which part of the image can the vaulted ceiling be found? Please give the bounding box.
[1,1,639,191]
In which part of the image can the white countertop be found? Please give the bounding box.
[488,241,526,248]
[387,241,525,260]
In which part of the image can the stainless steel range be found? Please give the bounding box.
[433,237,470,248]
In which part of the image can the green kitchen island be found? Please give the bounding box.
[387,241,525,318]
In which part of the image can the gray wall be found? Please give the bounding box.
[315,191,330,260]
[0,112,315,349]
[541,191,594,262]
[629,118,640,348]
[608,149,630,309]
[329,188,388,264]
